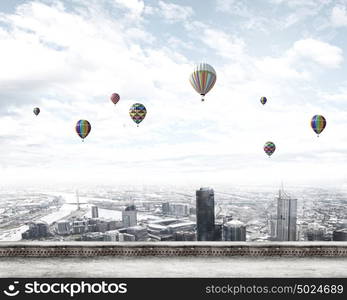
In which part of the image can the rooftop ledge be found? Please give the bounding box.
[0,242,346,277]
[0,241,346,257]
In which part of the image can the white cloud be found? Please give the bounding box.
[269,0,331,8]
[287,38,343,68]
[254,38,343,81]
[155,1,194,23]
[201,28,246,59]
[331,4,347,27]
[0,0,346,187]
[112,0,145,19]
[216,0,249,16]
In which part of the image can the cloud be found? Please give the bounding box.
[156,1,194,23]
[269,0,331,8]
[331,4,347,27]
[287,38,343,68]
[0,0,346,187]
[216,0,249,16]
[253,38,343,81]
[216,0,333,31]
[112,0,145,19]
[201,28,246,60]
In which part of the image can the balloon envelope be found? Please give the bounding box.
[76,120,91,140]
[260,97,267,105]
[33,107,40,116]
[311,115,326,136]
[110,93,120,105]
[129,103,146,125]
[189,63,216,101]
[264,141,276,157]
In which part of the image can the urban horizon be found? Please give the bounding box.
[0,184,346,242]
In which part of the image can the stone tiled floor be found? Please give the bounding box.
[0,256,346,277]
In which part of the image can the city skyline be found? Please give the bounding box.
[1,1,347,186]
[1,184,345,242]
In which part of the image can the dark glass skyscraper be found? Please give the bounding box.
[91,205,99,218]
[196,187,215,241]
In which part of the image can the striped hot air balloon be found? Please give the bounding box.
[189,63,217,101]
[110,93,120,105]
[76,120,91,141]
[264,141,276,157]
[129,103,146,127]
[311,115,326,137]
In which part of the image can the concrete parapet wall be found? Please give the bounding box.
[0,242,346,257]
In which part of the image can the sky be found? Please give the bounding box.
[1,0,347,188]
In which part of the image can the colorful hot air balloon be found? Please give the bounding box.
[33,107,40,116]
[260,97,267,105]
[264,141,276,157]
[129,103,146,127]
[110,93,120,105]
[311,115,326,137]
[76,120,91,141]
[189,62,217,101]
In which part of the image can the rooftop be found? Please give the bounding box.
[0,256,345,278]
[0,242,346,277]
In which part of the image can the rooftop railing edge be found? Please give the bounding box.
[0,241,346,257]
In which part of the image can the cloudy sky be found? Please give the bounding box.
[1,0,347,187]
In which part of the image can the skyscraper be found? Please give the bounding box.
[223,220,246,241]
[91,205,99,218]
[162,202,170,215]
[56,220,71,235]
[196,187,215,241]
[122,205,137,228]
[276,188,297,241]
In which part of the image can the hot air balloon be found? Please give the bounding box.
[311,115,326,137]
[76,120,91,141]
[189,62,217,101]
[110,93,120,105]
[33,107,40,116]
[260,97,267,105]
[129,103,146,127]
[264,141,276,157]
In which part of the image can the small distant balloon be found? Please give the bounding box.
[260,97,267,105]
[33,107,40,116]
[129,103,146,127]
[311,115,326,137]
[189,62,217,101]
[110,93,120,105]
[264,141,276,157]
[76,120,91,141]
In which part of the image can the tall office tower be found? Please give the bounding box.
[56,220,71,235]
[91,205,99,218]
[214,221,223,241]
[162,202,170,215]
[223,220,246,241]
[122,205,137,228]
[196,187,215,241]
[276,188,297,241]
